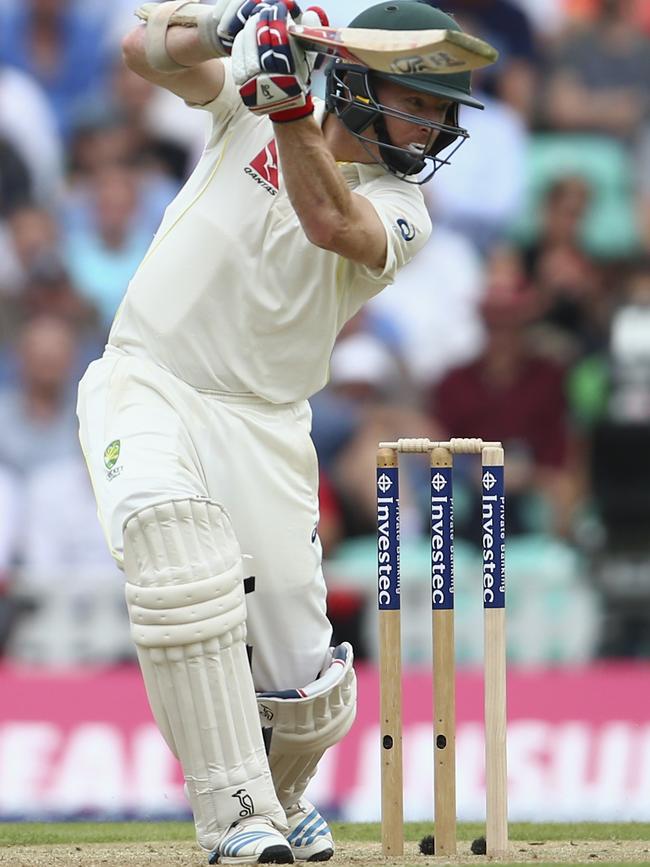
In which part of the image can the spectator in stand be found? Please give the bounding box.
[0,0,115,139]
[423,88,528,251]
[438,0,538,120]
[601,257,650,423]
[634,0,650,34]
[0,139,31,219]
[509,0,567,42]
[323,331,442,540]
[543,0,650,138]
[567,257,650,658]
[368,224,486,384]
[100,12,209,175]
[0,464,20,582]
[566,259,650,440]
[0,314,80,475]
[19,256,99,343]
[420,4,530,253]
[310,309,404,475]
[0,141,34,304]
[63,163,151,332]
[317,469,343,561]
[0,64,58,293]
[564,0,650,35]
[428,246,579,538]
[21,454,118,586]
[318,466,368,659]
[0,461,20,654]
[63,106,180,247]
[0,206,98,353]
[523,175,591,270]
[110,62,190,182]
[6,206,60,282]
[0,65,64,206]
[522,176,608,358]
[111,60,207,182]
[637,126,650,251]
[67,111,137,184]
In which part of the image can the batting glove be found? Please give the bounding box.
[215,0,301,53]
[232,1,329,123]
[134,0,314,59]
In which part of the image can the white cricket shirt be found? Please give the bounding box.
[107,61,432,404]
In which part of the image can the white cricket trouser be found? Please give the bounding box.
[77,349,332,691]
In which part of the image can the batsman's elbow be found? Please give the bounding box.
[301,203,359,253]
[302,216,341,254]
[304,215,387,270]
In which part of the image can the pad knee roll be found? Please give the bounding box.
[124,498,246,648]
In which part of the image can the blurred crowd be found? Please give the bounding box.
[0,0,649,665]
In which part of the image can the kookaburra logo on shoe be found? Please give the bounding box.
[232,789,255,817]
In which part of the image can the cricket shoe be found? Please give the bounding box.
[208,815,294,864]
[285,799,334,862]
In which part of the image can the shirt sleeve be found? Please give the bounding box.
[339,176,432,301]
[185,58,246,130]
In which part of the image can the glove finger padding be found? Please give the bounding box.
[216,0,299,53]
[298,6,329,69]
[233,1,315,121]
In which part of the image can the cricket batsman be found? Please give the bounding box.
[76,0,489,862]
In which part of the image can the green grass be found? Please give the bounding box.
[0,822,193,846]
[0,821,648,847]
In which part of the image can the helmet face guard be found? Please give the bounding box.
[325,63,469,185]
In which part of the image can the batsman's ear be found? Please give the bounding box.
[325,64,381,133]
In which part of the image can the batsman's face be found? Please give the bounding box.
[373,80,452,152]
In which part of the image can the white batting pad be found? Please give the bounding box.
[257,642,357,809]
[123,499,286,851]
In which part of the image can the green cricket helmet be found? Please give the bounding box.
[325,1,484,183]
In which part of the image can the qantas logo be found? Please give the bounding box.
[245,139,280,195]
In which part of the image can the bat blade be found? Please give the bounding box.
[287,25,498,73]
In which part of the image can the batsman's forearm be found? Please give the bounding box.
[273,118,356,250]
[123,24,217,77]
[122,24,225,104]
[165,24,219,66]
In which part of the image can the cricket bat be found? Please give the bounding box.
[134,3,498,74]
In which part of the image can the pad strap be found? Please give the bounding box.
[145,0,195,73]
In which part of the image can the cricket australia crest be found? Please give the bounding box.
[104,440,123,481]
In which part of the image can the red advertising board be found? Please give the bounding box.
[1,663,649,821]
